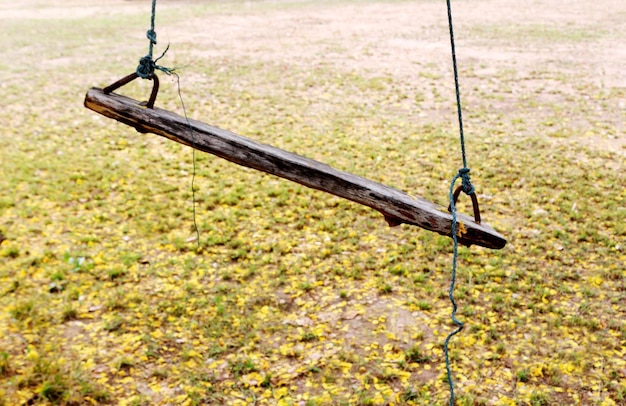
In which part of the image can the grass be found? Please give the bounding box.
[1,0,625,405]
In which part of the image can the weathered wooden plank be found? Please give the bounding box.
[84,87,506,249]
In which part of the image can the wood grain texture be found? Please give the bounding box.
[84,87,506,249]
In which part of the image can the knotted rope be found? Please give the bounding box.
[134,0,199,247]
[136,0,174,79]
[444,0,477,404]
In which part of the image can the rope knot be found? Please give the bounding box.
[136,45,174,80]
[146,29,157,45]
[458,167,475,195]
[136,55,156,79]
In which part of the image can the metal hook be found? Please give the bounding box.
[103,72,160,109]
[448,185,481,224]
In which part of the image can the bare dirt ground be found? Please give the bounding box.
[3,0,624,137]
[165,0,624,153]
[172,0,625,151]
[4,0,624,147]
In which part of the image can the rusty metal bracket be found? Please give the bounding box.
[103,72,160,109]
[448,185,481,225]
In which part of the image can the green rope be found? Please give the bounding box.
[136,1,200,249]
[445,170,468,405]
[445,0,468,170]
[136,0,174,79]
[444,0,476,404]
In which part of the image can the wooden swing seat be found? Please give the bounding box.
[84,87,506,249]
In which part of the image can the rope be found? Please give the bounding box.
[172,73,201,250]
[446,0,468,170]
[136,0,174,79]
[444,0,476,404]
[444,171,466,405]
[137,1,200,249]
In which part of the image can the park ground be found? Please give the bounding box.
[1,0,625,404]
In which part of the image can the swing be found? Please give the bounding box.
[83,5,505,251]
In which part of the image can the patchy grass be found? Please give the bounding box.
[470,23,608,44]
[1,0,625,405]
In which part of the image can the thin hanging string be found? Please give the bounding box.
[174,73,201,250]
[137,0,200,249]
[444,0,476,404]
